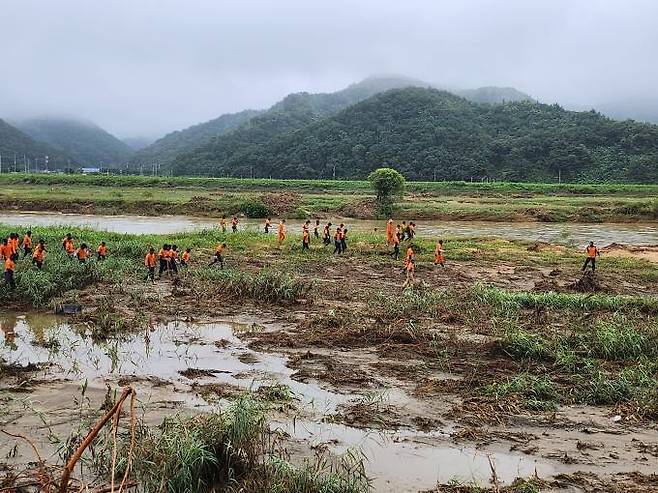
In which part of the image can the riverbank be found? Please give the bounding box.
[1,225,657,491]
[1,173,657,222]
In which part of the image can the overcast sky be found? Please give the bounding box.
[1,0,657,138]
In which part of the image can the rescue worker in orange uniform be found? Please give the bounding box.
[181,248,191,267]
[145,247,157,283]
[386,218,395,246]
[4,255,16,290]
[0,238,9,260]
[302,222,311,250]
[231,216,238,233]
[322,222,332,246]
[169,245,179,275]
[582,241,600,272]
[97,241,108,261]
[32,240,46,269]
[22,231,32,257]
[277,220,286,245]
[402,244,415,288]
[63,234,75,257]
[333,224,343,254]
[220,216,227,233]
[9,233,19,261]
[158,244,171,278]
[209,243,226,269]
[434,240,445,267]
[75,243,89,263]
[392,230,401,260]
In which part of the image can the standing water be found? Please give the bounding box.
[0,210,656,246]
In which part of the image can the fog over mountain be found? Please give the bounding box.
[1,0,657,138]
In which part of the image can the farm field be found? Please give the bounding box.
[1,173,657,222]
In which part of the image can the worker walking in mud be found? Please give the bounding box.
[32,240,46,269]
[209,243,226,269]
[408,222,416,240]
[0,238,9,261]
[158,244,171,278]
[277,219,286,246]
[220,216,227,233]
[386,218,395,245]
[313,219,320,239]
[333,224,343,254]
[22,231,32,257]
[392,230,401,260]
[63,233,75,257]
[434,240,445,267]
[181,248,191,267]
[341,227,348,252]
[264,218,271,234]
[302,221,311,250]
[582,241,600,272]
[9,233,19,261]
[75,243,89,263]
[170,245,179,275]
[145,247,157,283]
[4,254,16,290]
[402,244,415,288]
[322,222,332,246]
[97,241,107,261]
[231,216,239,233]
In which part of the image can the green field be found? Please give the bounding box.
[0,173,657,222]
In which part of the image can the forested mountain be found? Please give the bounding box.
[171,77,427,176]
[454,86,533,104]
[0,118,71,169]
[15,118,133,166]
[174,87,658,183]
[127,109,262,170]
[122,136,155,151]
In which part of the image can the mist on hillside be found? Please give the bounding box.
[1,0,658,139]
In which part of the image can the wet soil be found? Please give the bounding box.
[1,244,657,491]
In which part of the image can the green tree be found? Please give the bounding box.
[368,167,405,216]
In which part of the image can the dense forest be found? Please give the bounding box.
[172,88,658,183]
[127,109,262,169]
[138,77,426,173]
[0,119,71,169]
[15,118,133,166]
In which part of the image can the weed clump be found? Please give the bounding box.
[197,268,310,303]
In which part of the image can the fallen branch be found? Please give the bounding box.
[59,386,135,493]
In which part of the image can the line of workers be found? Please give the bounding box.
[2,220,601,289]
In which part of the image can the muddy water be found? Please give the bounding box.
[1,313,558,491]
[1,210,657,245]
[0,314,344,412]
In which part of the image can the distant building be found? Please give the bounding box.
[80,167,102,174]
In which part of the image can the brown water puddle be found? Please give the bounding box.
[0,312,570,491]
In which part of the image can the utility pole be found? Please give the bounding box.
[0,153,3,174]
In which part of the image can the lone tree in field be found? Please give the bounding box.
[368,167,405,216]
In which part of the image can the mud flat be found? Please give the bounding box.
[3,311,658,492]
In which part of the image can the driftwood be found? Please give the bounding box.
[59,386,136,493]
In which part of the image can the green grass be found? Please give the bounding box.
[1,172,657,195]
[1,172,657,221]
[475,285,658,313]
[108,395,369,493]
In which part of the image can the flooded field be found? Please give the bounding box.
[1,210,657,245]
[3,311,657,492]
